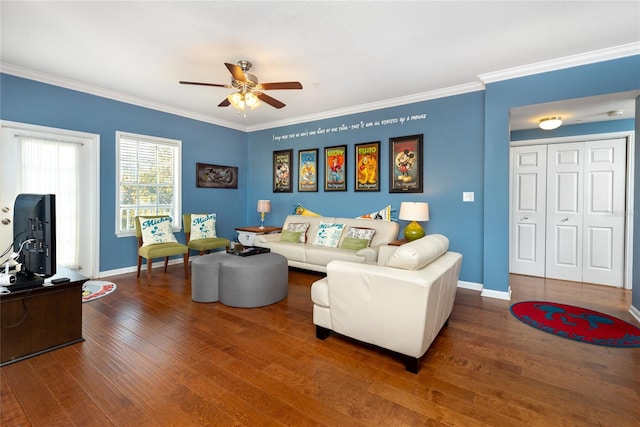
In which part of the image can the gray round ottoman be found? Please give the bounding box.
[192,252,288,307]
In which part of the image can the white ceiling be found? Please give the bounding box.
[1,1,639,131]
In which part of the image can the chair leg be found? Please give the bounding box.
[163,257,169,273]
[183,253,189,279]
[404,355,421,374]
[146,258,152,286]
[185,250,191,266]
[137,256,142,277]
[316,325,331,340]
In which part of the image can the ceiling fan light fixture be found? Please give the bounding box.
[244,92,261,110]
[227,91,261,111]
[539,116,562,130]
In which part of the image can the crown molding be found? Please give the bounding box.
[3,42,638,132]
[479,42,640,84]
[0,62,246,131]
[246,81,485,132]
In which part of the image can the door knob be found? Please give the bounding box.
[522,216,529,220]
[561,217,569,222]
[1,218,10,225]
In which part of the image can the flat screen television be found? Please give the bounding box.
[13,194,56,286]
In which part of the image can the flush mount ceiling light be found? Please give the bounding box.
[539,116,563,130]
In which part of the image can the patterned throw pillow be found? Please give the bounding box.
[190,213,217,240]
[286,222,310,243]
[345,227,376,246]
[139,217,178,247]
[313,222,346,247]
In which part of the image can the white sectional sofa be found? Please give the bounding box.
[254,214,400,273]
[311,234,462,373]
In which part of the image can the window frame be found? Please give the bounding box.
[115,131,182,237]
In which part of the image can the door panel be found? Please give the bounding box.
[511,138,627,287]
[582,138,626,286]
[546,143,583,282]
[510,146,546,276]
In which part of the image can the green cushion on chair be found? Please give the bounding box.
[188,237,230,252]
[139,242,188,258]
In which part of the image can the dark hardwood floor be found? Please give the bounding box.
[1,267,638,426]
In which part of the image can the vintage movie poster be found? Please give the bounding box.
[324,145,347,191]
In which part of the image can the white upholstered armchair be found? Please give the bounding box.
[311,234,462,373]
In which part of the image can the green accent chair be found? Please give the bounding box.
[183,214,231,265]
[135,215,189,286]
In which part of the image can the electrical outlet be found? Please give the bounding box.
[463,192,474,202]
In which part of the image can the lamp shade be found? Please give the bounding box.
[257,199,271,213]
[398,202,429,221]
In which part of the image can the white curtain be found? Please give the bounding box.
[20,137,80,269]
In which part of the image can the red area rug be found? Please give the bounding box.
[510,301,640,348]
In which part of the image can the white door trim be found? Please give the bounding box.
[510,131,634,290]
[0,120,100,278]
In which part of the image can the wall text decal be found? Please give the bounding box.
[271,113,427,142]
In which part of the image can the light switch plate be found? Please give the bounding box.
[463,192,474,202]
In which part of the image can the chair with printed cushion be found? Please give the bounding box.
[183,213,230,265]
[135,215,189,286]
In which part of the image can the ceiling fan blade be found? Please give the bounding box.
[218,98,231,107]
[259,82,303,90]
[179,81,230,88]
[256,92,286,109]
[225,62,247,82]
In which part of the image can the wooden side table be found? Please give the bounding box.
[388,238,408,246]
[235,226,282,246]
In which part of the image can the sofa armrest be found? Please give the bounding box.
[376,244,396,265]
[255,233,281,244]
[355,246,378,262]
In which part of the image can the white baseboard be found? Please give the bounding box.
[457,280,483,292]
[458,280,512,301]
[98,257,186,279]
[481,287,512,301]
[629,305,640,324]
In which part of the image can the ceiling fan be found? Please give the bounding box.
[179,60,303,110]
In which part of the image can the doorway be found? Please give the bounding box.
[0,121,100,278]
[510,132,633,289]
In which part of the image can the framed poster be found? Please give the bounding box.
[273,149,293,193]
[196,163,238,189]
[324,144,347,191]
[389,134,423,193]
[354,141,380,192]
[298,148,318,192]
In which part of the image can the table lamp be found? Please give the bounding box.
[398,202,429,241]
[257,199,271,229]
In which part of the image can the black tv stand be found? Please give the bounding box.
[10,272,45,291]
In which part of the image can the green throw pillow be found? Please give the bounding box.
[280,230,302,243]
[339,237,369,251]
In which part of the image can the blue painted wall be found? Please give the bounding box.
[483,55,640,296]
[634,96,640,310]
[247,91,485,284]
[0,74,246,272]
[1,55,638,310]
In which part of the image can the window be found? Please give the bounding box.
[19,136,81,269]
[116,131,181,236]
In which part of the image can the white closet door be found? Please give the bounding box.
[582,138,626,287]
[545,143,584,282]
[510,145,547,276]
